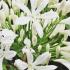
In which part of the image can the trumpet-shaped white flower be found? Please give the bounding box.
[49,0,70,15]
[0,1,9,24]
[62,30,70,40]
[60,17,70,24]
[62,41,70,46]
[0,29,17,47]
[61,46,70,52]
[12,0,28,12]
[0,44,16,70]
[14,48,57,70]
[55,59,70,69]
[49,23,65,38]
[60,49,70,61]
[41,10,59,28]
[55,45,70,69]
[56,45,70,61]
[13,0,58,38]
[0,1,9,17]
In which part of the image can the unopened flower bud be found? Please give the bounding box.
[38,45,42,52]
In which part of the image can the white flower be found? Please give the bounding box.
[14,48,57,70]
[55,59,70,69]
[60,17,70,24]
[0,1,9,24]
[49,0,70,15]
[62,41,70,46]
[56,45,70,61]
[0,45,16,70]
[13,0,58,38]
[0,1,9,17]
[0,29,17,47]
[62,30,70,40]
[12,0,28,12]
[61,46,70,52]
[41,10,59,28]
[60,48,70,61]
[49,23,65,38]
[0,29,17,70]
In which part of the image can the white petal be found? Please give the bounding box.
[34,52,51,65]
[60,17,70,24]
[14,16,31,25]
[0,58,3,70]
[22,48,33,64]
[14,59,28,70]
[30,0,37,11]
[0,1,9,17]
[62,1,70,15]
[63,41,70,46]
[41,10,59,28]
[33,21,43,38]
[49,24,65,38]
[1,29,17,47]
[1,29,17,40]
[49,0,66,14]
[60,51,70,59]
[36,0,49,14]
[43,19,51,29]
[0,1,9,24]
[41,10,59,19]
[61,46,70,52]
[14,0,31,15]
[5,50,16,60]
[64,30,70,36]
[0,50,3,58]
[55,59,70,69]
[34,65,57,70]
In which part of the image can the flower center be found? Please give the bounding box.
[28,63,33,70]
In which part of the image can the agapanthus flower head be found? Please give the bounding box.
[0,0,70,70]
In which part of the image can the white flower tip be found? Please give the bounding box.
[14,59,21,66]
[24,37,31,46]
[50,65,57,70]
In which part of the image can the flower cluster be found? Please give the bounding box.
[0,0,70,70]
